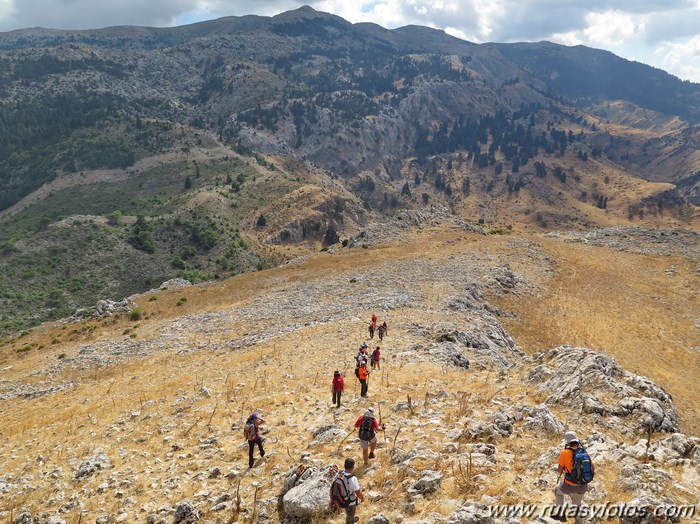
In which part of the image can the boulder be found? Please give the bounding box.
[447,503,495,524]
[368,515,391,524]
[409,470,443,495]
[618,496,682,524]
[648,433,698,463]
[523,404,566,435]
[12,510,34,524]
[282,464,338,518]
[310,427,348,446]
[74,450,110,479]
[173,500,200,523]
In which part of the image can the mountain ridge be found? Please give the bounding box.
[0,6,698,337]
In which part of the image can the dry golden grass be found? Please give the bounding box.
[0,226,697,521]
[497,235,700,434]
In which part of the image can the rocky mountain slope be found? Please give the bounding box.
[0,218,697,523]
[0,7,698,349]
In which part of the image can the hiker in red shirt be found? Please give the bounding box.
[355,407,384,464]
[332,371,344,408]
[370,346,381,370]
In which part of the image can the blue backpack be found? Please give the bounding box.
[566,447,594,485]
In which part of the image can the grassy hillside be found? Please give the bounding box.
[0,224,696,522]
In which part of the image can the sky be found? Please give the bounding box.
[0,1,699,83]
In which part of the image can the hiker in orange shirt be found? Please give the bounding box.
[552,431,594,524]
[358,362,369,397]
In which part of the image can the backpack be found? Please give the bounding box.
[330,472,357,508]
[566,447,594,485]
[371,349,380,361]
[333,375,344,391]
[244,420,257,441]
[358,416,375,441]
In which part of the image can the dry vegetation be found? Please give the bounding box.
[0,226,697,522]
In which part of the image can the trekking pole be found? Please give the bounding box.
[378,403,388,445]
[334,426,356,455]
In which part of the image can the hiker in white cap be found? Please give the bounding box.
[354,407,384,464]
[552,431,595,523]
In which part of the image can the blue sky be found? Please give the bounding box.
[1,0,699,82]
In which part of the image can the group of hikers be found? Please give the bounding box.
[241,314,596,524]
[368,313,388,341]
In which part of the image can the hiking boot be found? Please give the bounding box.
[551,514,567,522]
[354,518,359,523]
[368,452,375,459]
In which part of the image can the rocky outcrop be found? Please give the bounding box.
[173,500,200,523]
[71,298,133,321]
[523,404,566,435]
[409,470,443,495]
[74,450,109,479]
[526,347,679,434]
[447,503,495,524]
[281,464,337,518]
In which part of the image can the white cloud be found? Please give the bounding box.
[583,10,640,46]
[444,25,470,41]
[0,0,699,82]
[658,35,700,81]
[550,32,584,46]
[0,0,16,29]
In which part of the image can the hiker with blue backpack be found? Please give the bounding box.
[243,412,266,469]
[330,457,364,523]
[551,431,594,523]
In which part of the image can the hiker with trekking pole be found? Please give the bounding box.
[355,407,384,464]
[551,431,594,524]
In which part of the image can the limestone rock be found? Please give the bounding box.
[447,503,495,524]
[282,464,338,517]
[409,470,443,495]
[526,347,679,434]
[523,404,566,435]
[368,515,391,524]
[173,500,200,523]
[12,510,34,524]
[618,496,682,524]
[74,450,110,479]
[311,426,348,445]
[648,433,698,463]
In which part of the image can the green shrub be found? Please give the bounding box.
[129,308,142,321]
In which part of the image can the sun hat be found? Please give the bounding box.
[564,431,579,445]
[365,408,374,417]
